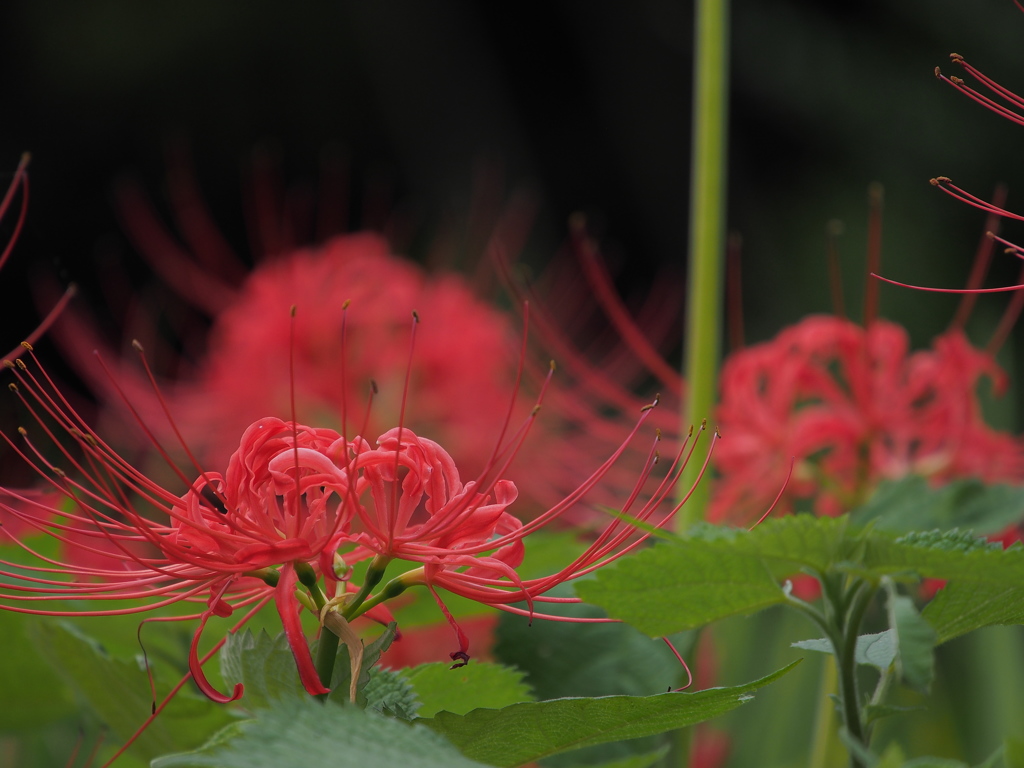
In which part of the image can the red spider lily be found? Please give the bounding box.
[710,315,1023,523]
[0,299,711,758]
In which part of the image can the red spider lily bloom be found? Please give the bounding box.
[0,372,359,701]
[329,402,709,665]
[0,305,710,708]
[710,315,1023,523]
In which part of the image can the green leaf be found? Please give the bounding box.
[494,597,682,701]
[850,476,1024,536]
[886,588,935,693]
[327,622,399,707]
[923,581,1024,644]
[152,697,490,768]
[495,595,686,767]
[405,662,532,718]
[899,759,969,767]
[219,629,306,709]
[0,614,76,730]
[364,667,420,720]
[574,539,785,636]
[791,630,897,671]
[30,620,231,763]
[220,623,398,709]
[424,661,799,768]
[561,746,671,768]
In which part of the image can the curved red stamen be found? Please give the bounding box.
[188,580,244,703]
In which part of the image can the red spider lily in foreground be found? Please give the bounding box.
[0,306,712,761]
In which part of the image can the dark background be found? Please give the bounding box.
[2,0,1023,419]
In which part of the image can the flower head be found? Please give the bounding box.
[711,315,1023,522]
[0,305,708,730]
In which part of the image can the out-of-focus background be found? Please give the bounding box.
[3,0,1023,376]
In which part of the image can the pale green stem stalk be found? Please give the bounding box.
[678,0,729,529]
[674,4,731,766]
[808,657,840,768]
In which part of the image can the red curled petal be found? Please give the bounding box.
[190,581,244,703]
[276,562,331,696]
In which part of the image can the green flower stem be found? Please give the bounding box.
[340,556,390,620]
[314,623,340,694]
[678,0,729,529]
[835,581,875,768]
[346,573,412,621]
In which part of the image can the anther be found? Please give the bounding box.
[370,379,379,395]
[412,310,420,323]
[342,299,351,310]
[7,383,16,392]
[3,360,13,368]
[949,52,963,63]
[20,342,33,351]
[17,427,26,435]
[131,339,145,353]
[934,67,943,79]
[950,76,965,85]
[290,305,297,317]
[15,359,26,370]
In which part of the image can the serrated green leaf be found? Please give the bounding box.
[495,596,682,701]
[790,630,896,671]
[405,662,532,718]
[327,622,399,707]
[424,661,799,768]
[219,629,306,709]
[924,581,1024,644]
[574,540,785,636]
[152,696,489,768]
[495,595,686,767]
[886,589,935,693]
[364,667,420,719]
[221,622,398,709]
[31,620,231,763]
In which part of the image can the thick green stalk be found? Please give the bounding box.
[678,0,729,529]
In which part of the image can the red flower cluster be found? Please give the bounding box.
[711,315,1023,523]
[0,325,707,706]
